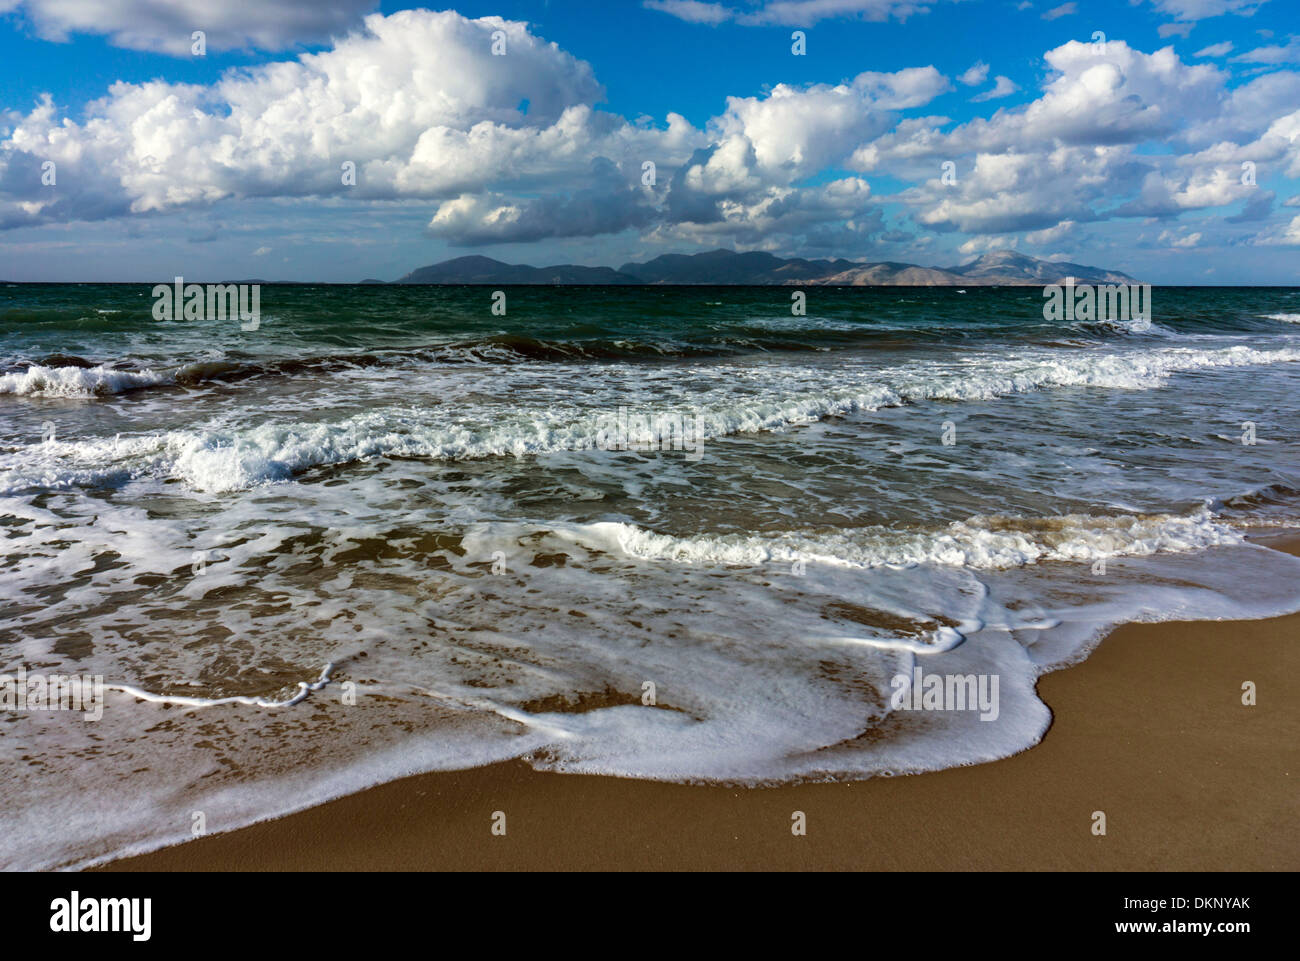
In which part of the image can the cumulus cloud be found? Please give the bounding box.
[0,9,950,248]
[0,11,639,232]
[906,150,1112,234]
[3,9,1299,260]
[852,39,1300,242]
[1115,167,1257,218]
[653,66,946,240]
[655,176,882,248]
[427,158,658,245]
[854,42,1231,169]
[1,0,377,54]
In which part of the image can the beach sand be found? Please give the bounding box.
[98,537,1300,872]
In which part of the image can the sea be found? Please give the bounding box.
[2,282,1299,869]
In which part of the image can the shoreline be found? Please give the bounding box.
[97,536,1300,872]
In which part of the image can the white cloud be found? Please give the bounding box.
[2,0,377,54]
[4,11,1299,261]
[1195,41,1235,57]
[658,67,946,237]
[1278,214,1300,242]
[1232,37,1300,65]
[1143,0,1266,21]
[0,9,950,248]
[0,11,649,234]
[1025,219,1080,245]
[958,62,990,86]
[852,40,1300,241]
[641,1,732,25]
[971,76,1020,102]
[958,234,1018,254]
[1249,212,1300,245]
[646,0,953,26]
[1041,3,1077,21]
[857,42,1232,163]
[906,149,1110,234]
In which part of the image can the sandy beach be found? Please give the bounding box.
[97,536,1300,872]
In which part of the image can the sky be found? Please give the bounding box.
[0,0,1298,283]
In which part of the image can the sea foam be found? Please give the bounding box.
[3,343,1298,493]
[0,364,171,396]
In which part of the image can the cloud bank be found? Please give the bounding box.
[2,8,1299,255]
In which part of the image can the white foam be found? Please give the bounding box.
[1262,313,1300,323]
[0,364,171,396]
[4,334,1300,870]
[590,508,1244,571]
[4,479,1300,869]
[109,663,335,709]
[4,343,1299,493]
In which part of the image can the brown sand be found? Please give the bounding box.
[100,538,1300,872]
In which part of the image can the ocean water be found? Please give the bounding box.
[3,283,1300,869]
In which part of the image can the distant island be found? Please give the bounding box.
[385,249,1136,286]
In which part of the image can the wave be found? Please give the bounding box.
[4,343,1299,492]
[0,364,172,397]
[1262,313,1300,323]
[1209,482,1300,520]
[1,338,833,396]
[162,334,869,382]
[586,508,1244,571]
[3,314,1231,396]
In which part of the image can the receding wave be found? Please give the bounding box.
[589,509,1245,571]
[1210,482,1300,522]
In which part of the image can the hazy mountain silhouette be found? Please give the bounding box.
[390,249,1136,286]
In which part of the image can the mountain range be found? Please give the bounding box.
[388,249,1136,286]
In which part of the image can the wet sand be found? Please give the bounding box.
[99,538,1300,871]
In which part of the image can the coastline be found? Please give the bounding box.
[97,536,1300,872]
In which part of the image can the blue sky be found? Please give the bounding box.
[1,0,1299,282]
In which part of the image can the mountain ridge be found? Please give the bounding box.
[390,249,1136,286]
